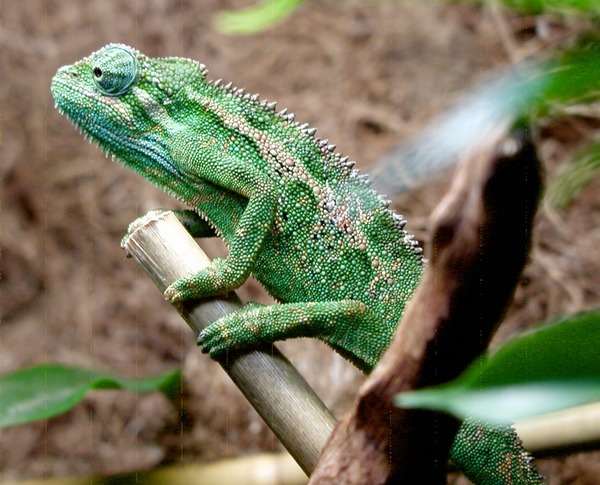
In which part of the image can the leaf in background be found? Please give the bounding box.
[371,37,600,196]
[395,308,600,422]
[499,0,600,15]
[370,65,546,195]
[214,0,305,35]
[0,364,181,427]
[538,38,600,116]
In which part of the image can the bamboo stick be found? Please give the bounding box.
[122,211,336,475]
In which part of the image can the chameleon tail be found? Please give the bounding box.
[450,418,545,484]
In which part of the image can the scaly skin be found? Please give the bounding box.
[51,44,543,483]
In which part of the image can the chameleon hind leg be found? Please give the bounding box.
[197,300,381,372]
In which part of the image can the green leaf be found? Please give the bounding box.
[214,0,305,35]
[538,38,600,116]
[371,38,600,196]
[497,0,600,15]
[0,364,181,427]
[395,308,600,422]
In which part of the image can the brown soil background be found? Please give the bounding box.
[2,0,599,483]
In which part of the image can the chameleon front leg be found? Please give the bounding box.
[165,160,278,303]
[197,300,379,370]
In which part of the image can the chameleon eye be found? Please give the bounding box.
[91,45,140,96]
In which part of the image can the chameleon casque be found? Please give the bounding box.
[52,44,543,483]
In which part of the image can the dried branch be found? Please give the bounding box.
[309,126,542,484]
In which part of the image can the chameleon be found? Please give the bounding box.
[51,44,543,484]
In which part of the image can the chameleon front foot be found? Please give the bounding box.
[164,258,242,303]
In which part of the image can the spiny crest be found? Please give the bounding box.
[207,75,329,144]
[204,71,416,237]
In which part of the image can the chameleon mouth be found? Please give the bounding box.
[52,72,127,157]
[53,100,122,162]
[52,74,113,152]
[52,74,187,183]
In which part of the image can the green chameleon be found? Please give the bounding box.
[52,44,543,483]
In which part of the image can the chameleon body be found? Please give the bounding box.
[52,44,543,483]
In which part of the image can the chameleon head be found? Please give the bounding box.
[51,44,207,178]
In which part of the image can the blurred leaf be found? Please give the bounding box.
[372,37,600,196]
[0,364,181,427]
[214,0,305,35]
[538,38,600,116]
[395,308,600,422]
[370,65,547,194]
[498,0,600,15]
[546,138,600,208]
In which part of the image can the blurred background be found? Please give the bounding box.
[2,0,599,482]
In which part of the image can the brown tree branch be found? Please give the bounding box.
[309,126,542,484]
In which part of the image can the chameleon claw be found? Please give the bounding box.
[196,330,213,354]
[164,285,183,303]
[196,323,230,357]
